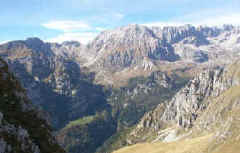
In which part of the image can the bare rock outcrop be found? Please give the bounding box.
[0,58,65,153]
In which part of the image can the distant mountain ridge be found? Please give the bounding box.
[1,24,240,153]
[2,24,239,76]
[85,24,240,71]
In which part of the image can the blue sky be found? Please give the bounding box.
[0,0,240,44]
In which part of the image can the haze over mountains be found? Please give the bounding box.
[1,24,240,153]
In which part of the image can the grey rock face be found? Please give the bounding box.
[1,24,240,152]
[118,71,175,100]
[0,58,65,153]
[87,24,179,71]
[171,68,231,125]
[161,68,225,127]
[84,24,240,73]
[0,139,7,153]
[136,103,165,130]
[151,24,209,45]
[0,38,86,98]
[0,39,89,127]
[135,61,240,132]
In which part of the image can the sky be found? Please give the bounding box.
[0,0,240,44]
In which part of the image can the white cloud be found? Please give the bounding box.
[46,32,98,44]
[142,22,189,27]
[42,20,104,44]
[95,27,106,31]
[0,40,10,45]
[42,20,91,32]
[142,14,240,27]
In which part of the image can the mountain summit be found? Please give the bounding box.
[84,24,240,72]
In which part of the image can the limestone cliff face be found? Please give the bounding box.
[1,24,240,153]
[87,24,179,71]
[161,60,240,128]
[115,60,240,153]
[161,68,232,128]
[151,24,210,45]
[0,58,65,153]
[129,60,240,144]
[86,24,240,72]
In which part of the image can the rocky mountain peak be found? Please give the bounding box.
[87,24,179,71]
[151,24,211,45]
[118,24,153,37]
[24,37,47,51]
[25,37,44,44]
[223,24,235,31]
[90,24,154,50]
[85,24,240,73]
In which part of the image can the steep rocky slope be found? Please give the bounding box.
[86,24,240,71]
[0,58,65,153]
[106,71,188,128]
[79,24,240,86]
[1,24,240,153]
[0,38,109,129]
[56,70,188,153]
[0,37,189,153]
[0,38,119,153]
[140,59,239,130]
[113,59,240,153]
[86,24,179,71]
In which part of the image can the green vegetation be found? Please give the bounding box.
[109,71,189,128]
[65,116,95,129]
[1,56,189,153]
[94,71,190,153]
[57,111,117,153]
[0,59,65,153]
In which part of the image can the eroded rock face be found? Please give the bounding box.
[135,60,240,132]
[1,24,240,153]
[161,68,226,127]
[125,60,240,146]
[87,24,179,71]
[0,38,108,129]
[151,24,210,45]
[124,71,175,99]
[85,24,240,72]
[0,38,84,97]
[136,103,166,130]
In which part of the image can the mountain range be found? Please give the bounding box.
[0,24,240,153]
